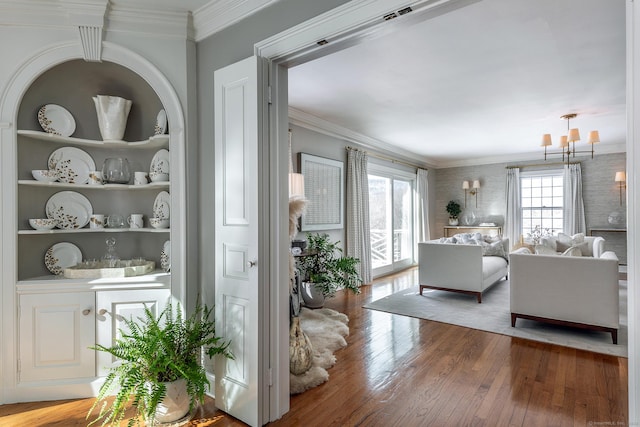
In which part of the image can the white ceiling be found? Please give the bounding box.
[288,0,627,168]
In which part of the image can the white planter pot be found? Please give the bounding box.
[151,378,191,424]
[300,281,326,309]
[448,218,459,226]
[93,95,132,141]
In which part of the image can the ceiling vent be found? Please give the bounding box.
[383,6,413,21]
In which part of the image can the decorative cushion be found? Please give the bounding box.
[482,240,507,259]
[556,241,589,255]
[556,233,586,253]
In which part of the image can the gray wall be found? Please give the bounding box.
[434,153,627,263]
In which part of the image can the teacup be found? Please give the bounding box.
[134,171,149,185]
[88,171,103,185]
[149,172,169,182]
[90,214,105,229]
[149,217,170,229]
[128,214,144,229]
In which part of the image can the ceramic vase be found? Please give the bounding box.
[150,378,191,424]
[93,95,132,141]
[300,281,326,309]
[448,217,459,226]
[289,316,313,375]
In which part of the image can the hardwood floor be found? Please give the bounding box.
[0,267,628,426]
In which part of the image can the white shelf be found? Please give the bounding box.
[17,270,171,293]
[18,130,169,149]
[18,180,170,190]
[19,227,170,235]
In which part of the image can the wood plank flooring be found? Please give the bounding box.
[0,267,628,426]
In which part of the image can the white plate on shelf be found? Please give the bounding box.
[150,149,170,175]
[161,240,171,272]
[46,191,93,229]
[154,109,167,135]
[48,147,95,184]
[153,191,170,219]
[38,104,76,137]
[45,242,82,275]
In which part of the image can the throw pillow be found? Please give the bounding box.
[556,233,585,253]
[482,240,507,259]
[534,245,558,255]
[561,246,583,257]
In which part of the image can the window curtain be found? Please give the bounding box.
[504,167,521,246]
[416,168,430,242]
[563,163,586,234]
[346,148,372,284]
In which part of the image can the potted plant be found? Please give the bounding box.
[296,233,362,308]
[446,200,462,225]
[87,300,233,426]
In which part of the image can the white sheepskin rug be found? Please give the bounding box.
[290,307,349,395]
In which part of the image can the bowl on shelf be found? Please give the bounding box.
[149,217,170,229]
[32,169,58,182]
[29,218,57,230]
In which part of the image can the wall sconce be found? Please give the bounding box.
[462,180,481,208]
[615,171,626,206]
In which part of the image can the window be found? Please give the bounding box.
[521,171,563,238]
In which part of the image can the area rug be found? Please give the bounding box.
[290,307,349,394]
[364,280,627,358]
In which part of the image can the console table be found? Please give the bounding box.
[588,227,627,265]
[588,227,627,236]
[443,225,502,237]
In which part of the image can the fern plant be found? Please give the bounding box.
[296,233,362,298]
[87,300,233,427]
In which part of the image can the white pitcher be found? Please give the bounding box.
[93,95,132,141]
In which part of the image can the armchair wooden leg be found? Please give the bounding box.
[511,313,517,327]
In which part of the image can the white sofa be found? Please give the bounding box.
[418,238,509,303]
[509,248,619,344]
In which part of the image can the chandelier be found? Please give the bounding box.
[541,113,600,165]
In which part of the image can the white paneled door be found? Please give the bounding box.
[214,56,266,426]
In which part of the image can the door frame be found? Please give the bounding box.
[257,0,637,421]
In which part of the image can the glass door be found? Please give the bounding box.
[368,167,415,277]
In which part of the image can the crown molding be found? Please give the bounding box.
[0,0,104,28]
[435,142,627,169]
[193,0,278,42]
[107,7,192,40]
[289,107,436,169]
[0,1,192,40]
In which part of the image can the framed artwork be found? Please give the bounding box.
[300,153,344,231]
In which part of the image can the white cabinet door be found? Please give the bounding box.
[95,289,170,376]
[19,292,95,382]
[214,56,266,426]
